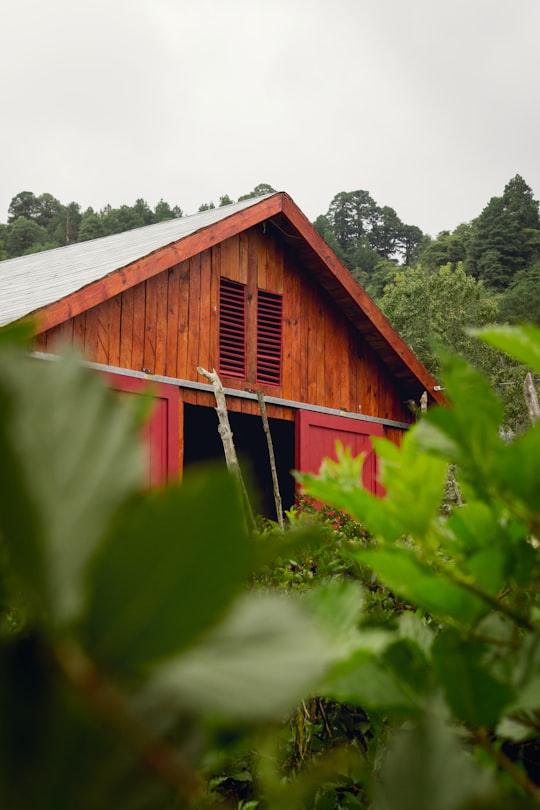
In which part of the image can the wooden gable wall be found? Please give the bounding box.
[34,223,413,435]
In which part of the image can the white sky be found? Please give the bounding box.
[1,0,539,237]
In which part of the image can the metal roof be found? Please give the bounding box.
[0,194,275,327]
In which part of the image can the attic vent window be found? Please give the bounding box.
[257,289,282,385]
[219,278,246,379]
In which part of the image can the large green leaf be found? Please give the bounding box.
[472,323,540,374]
[374,710,494,810]
[415,353,505,493]
[145,592,330,719]
[356,548,488,624]
[0,351,144,626]
[82,466,252,671]
[323,654,419,711]
[495,422,540,517]
[432,630,515,727]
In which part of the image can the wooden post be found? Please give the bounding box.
[197,366,256,532]
[523,372,540,424]
[420,390,428,415]
[257,390,284,530]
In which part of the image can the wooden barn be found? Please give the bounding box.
[0,192,442,514]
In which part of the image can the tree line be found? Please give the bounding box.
[0,183,276,260]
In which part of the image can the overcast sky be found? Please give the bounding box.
[1,0,539,237]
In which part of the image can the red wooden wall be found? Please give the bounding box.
[104,371,179,487]
[34,225,413,434]
[296,410,385,496]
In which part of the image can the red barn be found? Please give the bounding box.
[0,192,442,513]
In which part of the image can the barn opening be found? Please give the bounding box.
[183,403,296,519]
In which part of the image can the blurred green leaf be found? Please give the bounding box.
[0,351,144,626]
[355,548,488,624]
[82,466,251,671]
[323,655,418,711]
[472,323,540,374]
[432,630,515,726]
[375,710,494,810]
[398,612,434,657]
[415,354,505,494]
[495,423,540,517]
[0,320,35,348]
[146,592,330,719]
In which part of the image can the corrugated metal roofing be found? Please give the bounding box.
[0,194,275,327]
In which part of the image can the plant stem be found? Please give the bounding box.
[473,728,540,804]
[54,639,202,801]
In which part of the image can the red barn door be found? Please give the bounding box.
[296,410,384,496]
[104,372,179,487]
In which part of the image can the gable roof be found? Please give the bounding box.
[0,192,443,404]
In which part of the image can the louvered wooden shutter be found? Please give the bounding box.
[219,278,246,378]
[257,290,282,385]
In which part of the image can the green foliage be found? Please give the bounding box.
[500,262,540,326]
[466,175,540,288]
[2,192,184,257]
[317,190,423,274]
[5,216,48,257]
[298,326,540,807]
[238,183,276,201]
[379,262,529,432]
[4,325,540,807]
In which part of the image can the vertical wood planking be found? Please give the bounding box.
[274,233,284,294]
[176,261,190,379]
[289,263,303,402]
[95,299,111,365]
[198,248,212,373]
[45,318,75,352]
[187,254,201,380]
[209,245,220,370]
[315,295,326,406]
[306,281,318,406]
[108,295,122,368]
[245,231,257,381]
[220,234,241,282]
[349,331,360,414]
[281,257,293,400]
[143,277,158,373]
[131,281,146,372]
[73,310,87,354]
[119,287,135,370]
[154,271,169,375]
[34,332,48,352]
[165,264,180,378]
[84,306,100,363]
[257,227,267,289]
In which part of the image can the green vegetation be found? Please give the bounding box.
[1,323,540,808]
[0,184,276,260]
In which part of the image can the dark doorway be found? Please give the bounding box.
[183,403,296,519]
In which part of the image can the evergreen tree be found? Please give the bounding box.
[499,261,540,325]
[6,217,48,257]
[467,175,540,288]
[153,200,183,222]
[237,183,276,201]
[78,209,105,242]
[7,191,41,223]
